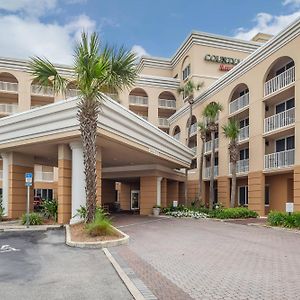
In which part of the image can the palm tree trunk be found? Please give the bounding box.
[231,162,237,208]
[209,130,215,210]
[78,99,99,223]
[198,139,205,202]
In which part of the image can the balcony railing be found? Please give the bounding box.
[173,133,180,140]
[190,146,197,154]
[129,95,148,106]
[204,138,219,153]
[34,171,54,182]
[264,149,295,169]
[229,93,249,114]
[0,81,18,93]
[138,115,148,121]
[203,166,218,179]
[158,117,169,127]
[31,85,54,97]
[229,159,249,174]
[158,99,176,109]
[0,103,18,114]
[0,170,2,180]
[264,66,295,97]
[264,108,295,133]
[190,123,198,135]
[238,126,249,142]
[66,89,80,98]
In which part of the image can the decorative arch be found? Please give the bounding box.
[158,91,176,100]
[229,83,249,103]
[0,72,18,83]
[129,87,148,97]
[173,125,181,136]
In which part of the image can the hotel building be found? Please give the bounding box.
[0,18,299,222]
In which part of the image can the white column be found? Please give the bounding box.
[1,153,9,216]
[156,177,163,206]
[69,142,86,224]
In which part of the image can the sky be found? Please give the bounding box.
[0,0,299,65]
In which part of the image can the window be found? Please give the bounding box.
[275,61,295,76]
[34,189,54,200]
[239,186,248,206]
[239,148,249,160]
[239,118,249,129]
[239,88,249,97]
[276,136,294,152]
[182,64,191,80]
[190,158,197,169]
[275,98,294,114]
[265,186,270,206]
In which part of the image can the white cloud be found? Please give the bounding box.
[283,0,300,7]
[234,11,300,40]
[131,45,149,59]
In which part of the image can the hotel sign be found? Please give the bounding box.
[204,54,241,71]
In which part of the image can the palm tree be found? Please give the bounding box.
[203,102,223,210]
[29,32,137,222]
[197,121,208,203]
[223,119,240,208]
[177,80,203,205]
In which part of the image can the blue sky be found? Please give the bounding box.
[0,0,299,64]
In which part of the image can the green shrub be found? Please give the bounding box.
[21,213,43,225]
[0,196,4,221]
[268,211,300,228]
[75,205,108,221]
[268,211,286,226]
[209,207,258,219]
[85,210,114,237]
[41,199,58,221]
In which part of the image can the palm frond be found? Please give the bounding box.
[202,101,223,122]
[222,119,240,141]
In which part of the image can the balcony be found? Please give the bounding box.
[264,149,294,170]
[0,103,18,115]
[31,85,54,97]
[138,115,148,121]
[158,117,169,128]
[204,138,219,153]
[129,95,148,106]
[0,81,18,93]
[66,89,80,98]
[203,166,218,179]
[190,123,198,136]
[264,108,295,134]
[173,133,180,141]
[190,146,197,154]
[158,99,176,109]
[34,171,54,182]
[238,126,249,142]
[229,159,249,175]
[264,66,295,97]
[229,93,249,115]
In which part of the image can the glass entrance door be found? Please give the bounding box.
[131,190,140,210]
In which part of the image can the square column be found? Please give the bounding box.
[57,145,72,224]
[248,171,265,216]
[140,176,158,215]
[294,166,300,212]
[1,153,9,216]
[161,178,167,208]
[167,181,179,206]
[218,176,230,208]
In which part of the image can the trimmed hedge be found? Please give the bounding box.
[268,211,300,228]
[208,207,258,219]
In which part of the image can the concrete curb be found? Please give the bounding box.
[103,248,145,300]
[65,225,129,248]
[0,224,63,232]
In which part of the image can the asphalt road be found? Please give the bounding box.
[0,229,132,300]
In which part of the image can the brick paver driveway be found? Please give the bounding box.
[111,215,300,300]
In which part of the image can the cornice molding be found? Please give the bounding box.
[136,74,180,89]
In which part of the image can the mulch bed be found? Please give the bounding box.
[70,222,122,242]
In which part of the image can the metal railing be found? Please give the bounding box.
[190,123,198,135]
[129,95,148,106]
[264,66,295,97]
[264,108,295,133]
[0,81,18,93]
[158,117,169,127]
[31,85,54,97]
[66,89,80,98]
[229,93,249,114]
[158,98,176,109]
[34,171,54,182]
[191,146,197,154]
[238,125,249,142]
[264,149,295,169]
[229,159,249,174]
[173,133,180,140]
[203,166,218,179]
[0,103,18,114]
[138,115,148,121]
[204,138,219,153]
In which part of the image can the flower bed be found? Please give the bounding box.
[165,210,208,219]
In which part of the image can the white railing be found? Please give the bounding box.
[230,159,249,174]
[229,93,249,114]
[238,126,249,142]
[158,117,169,127]
[31,85,54,97]
[190,123,198,135]
[204,138,219,153]
[129,95,148,106]
[203,166,218,179]
[191,146,197,154]
[264,66,295,97]
[0,170,2,180]
[158,99,176,109]
[66,89,80,98]
[173,133,180,140]
[0,81,18,93]
[264,108,295,133]
[0,103,18,114]
[264,149,295,169]
[139,115,148,121]
[34,171,54,182]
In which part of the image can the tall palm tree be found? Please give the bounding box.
[177,80,203,205]
[223,119,240,208]
[203,102,223,209]
[29,32,137,222]
[197,121,208,203]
